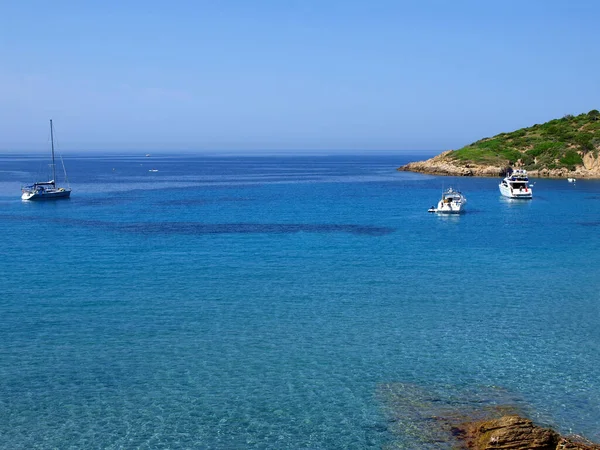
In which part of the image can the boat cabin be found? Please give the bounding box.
[509,181,528,189]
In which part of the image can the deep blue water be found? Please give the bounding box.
[1,153,599,448]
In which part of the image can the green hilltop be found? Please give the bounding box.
[449,109,600,171]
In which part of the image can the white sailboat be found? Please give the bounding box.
[21,120,72,200]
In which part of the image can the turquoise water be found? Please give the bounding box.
[1,154,599,448]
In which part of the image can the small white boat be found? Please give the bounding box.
[568,178,576,183]
[149,169,158,172]
[499,169,532,199]
[429,187,467,214]
[21,120,71,201]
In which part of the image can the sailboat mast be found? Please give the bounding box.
[50,119,56,186]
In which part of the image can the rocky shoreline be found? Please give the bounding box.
[398,150,600,178]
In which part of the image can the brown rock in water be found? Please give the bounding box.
[458,415,600,450]
[462,415,559,449]
[377,383,600,449]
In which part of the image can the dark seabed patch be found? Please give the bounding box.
[0,214,395,236]
[119,222,395,236]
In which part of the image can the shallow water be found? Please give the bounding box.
[1,153,599,448]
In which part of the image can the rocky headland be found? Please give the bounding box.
[398,150,600,178]
[398,150,508,177]
[398,110,600,178]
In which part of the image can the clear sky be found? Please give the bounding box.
[1,0,599,153]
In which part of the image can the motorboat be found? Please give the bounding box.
[429,187,467,214]
[21,120,71,200]
[568,178,576,183]
[499,169,532,199]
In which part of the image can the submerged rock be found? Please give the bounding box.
[377,383,600,449]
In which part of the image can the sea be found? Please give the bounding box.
[0,153,599,449]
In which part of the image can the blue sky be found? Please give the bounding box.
[1,0,599,152]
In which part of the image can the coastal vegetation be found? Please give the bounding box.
[451,110,600,171]
[399,109,600,178]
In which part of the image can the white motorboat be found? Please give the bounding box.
[21,120,71,201]
[568,178,576,183]
[499,169,532,199]
[429,187,467,214]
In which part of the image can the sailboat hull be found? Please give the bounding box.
[21,120,72,200]
[21,188,71,201]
